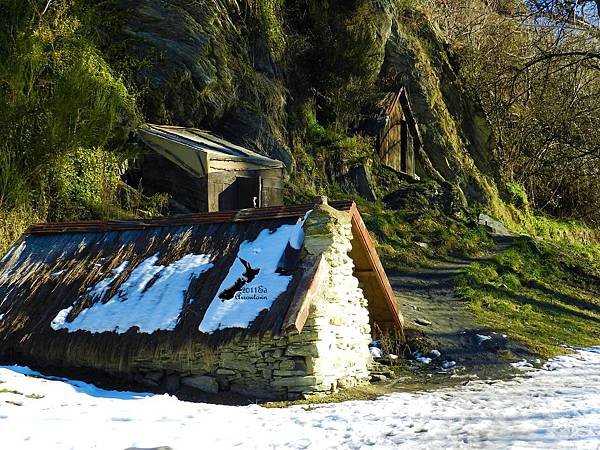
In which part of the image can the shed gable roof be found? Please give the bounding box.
[377,88,423,149]
[138,124,284,178]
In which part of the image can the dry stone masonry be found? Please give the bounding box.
[131,202,374,399]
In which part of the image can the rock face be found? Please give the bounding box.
[381,11,500,203]
[94,1,501,205]
[99,0,292,166]
[107,0,237,126]
[181,375,219,394]
[129,205,373,400]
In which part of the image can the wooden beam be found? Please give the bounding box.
[282,255,330,334]
[349,203,405,335]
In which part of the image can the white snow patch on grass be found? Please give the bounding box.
[370,347,383,358]
[511,359,535,370]
[413,352,432,364]
[1,347,599,449]
[51,253,213,334]
[441,360,457,369]
[476,334,492,344]
[199,217,307,333]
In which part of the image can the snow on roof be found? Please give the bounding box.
[199,214,307,333]
[51,254,213,334]
[0,202,402,372]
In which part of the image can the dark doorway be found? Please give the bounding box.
[400,120,409,173]
[218,176,262,211]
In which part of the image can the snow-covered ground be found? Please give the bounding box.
[1,347,599,450]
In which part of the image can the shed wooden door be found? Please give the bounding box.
[218,176,261,211]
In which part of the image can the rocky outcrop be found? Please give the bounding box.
[94,1,500,205]
[381,9,500,203]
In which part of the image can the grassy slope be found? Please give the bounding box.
[456,236,600,358]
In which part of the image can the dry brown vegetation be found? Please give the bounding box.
[420,0,600,226]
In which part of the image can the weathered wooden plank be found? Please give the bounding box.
[282,255,330,333]
[349,203,405,334]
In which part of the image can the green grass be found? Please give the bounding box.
[456,237,600,358]
[263,384,393,408]
[350,197,495,269]
[489,196,599,245]
[0,389,23,395]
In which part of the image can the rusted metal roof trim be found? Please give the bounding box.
[25,201,356,236]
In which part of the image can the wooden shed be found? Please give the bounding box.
[136,124,285,212]
[0,200,403,400]
[375,88,422,179]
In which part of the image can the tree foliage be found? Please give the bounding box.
[0,0,137,214]
[420,0,600,226]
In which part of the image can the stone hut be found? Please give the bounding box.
[134,124,284,212]
[0,200,403,400]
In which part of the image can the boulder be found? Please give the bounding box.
[162,374,180,392]
[181,375,219,394]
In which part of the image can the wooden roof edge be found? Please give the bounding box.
[398,89,423,148]
[141,124,285,168]
[282,254,330,334]
[24,201,356,236]
[348,203,405,333]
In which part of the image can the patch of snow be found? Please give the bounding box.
[370,340,381,348]
[414,317,432,326]
[0,313,4,321]
[0,347,600,449]
[50,269,67,277]
[388,354,398,360]
[511,359,535,370]
[430,349,441,358]
[441,360,457,369]
[415,242,429,249]
[370,347,383,358]
[50,307,73,331]
[199,217,308,333]
[476,334,492,344]
[0,241,25,264]
[87,261,129,301]
[288,210,311,250]
[413,352,431,364]
[51,253,213,334]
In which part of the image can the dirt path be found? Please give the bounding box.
[388,236,533,377]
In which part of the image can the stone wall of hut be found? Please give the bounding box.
[131,204,373,400]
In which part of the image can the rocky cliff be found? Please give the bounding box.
[90,0,501,206]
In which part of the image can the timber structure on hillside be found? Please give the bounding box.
[135,124,284,212]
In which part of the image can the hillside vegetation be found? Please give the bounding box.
[0,0,598,355]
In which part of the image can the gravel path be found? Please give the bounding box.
[387,236,532,374]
